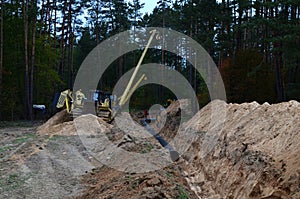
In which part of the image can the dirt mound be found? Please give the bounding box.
[38,110,71,129]
[37,110,73,135]
[36,111,111,136]
[77,164,198,199]
[182,100,300,198]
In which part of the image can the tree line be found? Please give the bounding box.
[0,0,299,120]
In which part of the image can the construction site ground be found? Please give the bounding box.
[0,100,300,198]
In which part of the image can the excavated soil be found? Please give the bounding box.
[181,100,300,198]
[0,100,299,198]
[76,164,197,199]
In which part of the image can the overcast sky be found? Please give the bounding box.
[137,0,222,14]
[139,0,159,14]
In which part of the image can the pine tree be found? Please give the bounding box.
[128,0,144,28]
[0,0,4,120]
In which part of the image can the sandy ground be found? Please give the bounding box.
[0,123,98,199]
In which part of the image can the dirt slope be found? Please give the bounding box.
[181,100,300,198]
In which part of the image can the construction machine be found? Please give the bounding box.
[56,30,158,122]
[56,89,86,117]
[94,90,117,122]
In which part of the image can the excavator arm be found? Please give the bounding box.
[109,30,159,121]
[118,30,158,107]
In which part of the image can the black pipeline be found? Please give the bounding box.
[140,119,180,162]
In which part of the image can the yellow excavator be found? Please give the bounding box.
[56,30,158,122]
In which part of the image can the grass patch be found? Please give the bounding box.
[13,133,37,144]
[0,173,32,191]
[48,135,65,141]
[177,185,190,199]
[141,142,154,154]
[0,146,13,153]
[0,134,36,155]
[25,133,36,138]
[126,175,132,180]
[166,172,173,178]
[14,137,29,144]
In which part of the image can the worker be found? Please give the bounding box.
[75,89,86,108]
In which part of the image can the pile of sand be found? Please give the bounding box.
[36,110,74,135]
[182,100,300,198]
[36,111,111,137]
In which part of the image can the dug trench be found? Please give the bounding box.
[0,100,299,198]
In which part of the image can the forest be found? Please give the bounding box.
[0,0,299,120]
